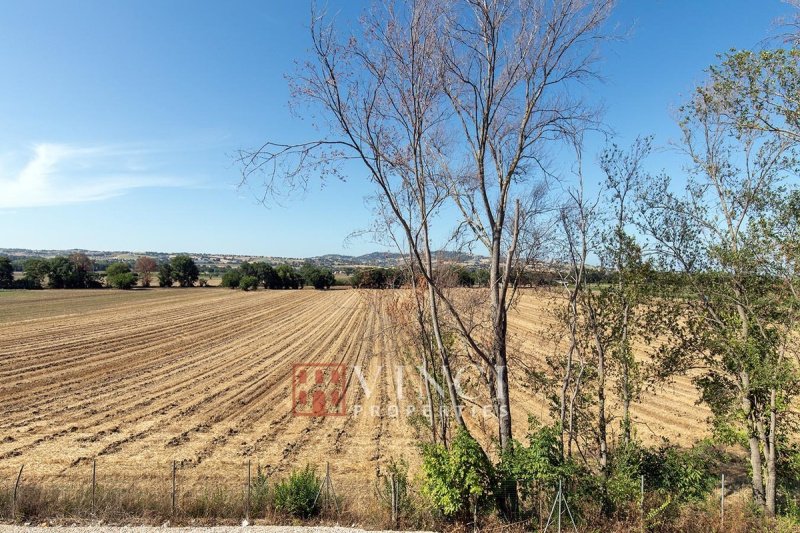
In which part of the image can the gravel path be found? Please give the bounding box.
[0,526,432,533]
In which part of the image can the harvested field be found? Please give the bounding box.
[0,288,708,496]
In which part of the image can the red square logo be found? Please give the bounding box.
[292,363,346,416]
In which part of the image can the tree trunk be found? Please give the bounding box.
[620,304,632,445]
[744,391,766,508]
[421,224,465,430]
[587,301,608,474]
[409,260,439,444]
[766,389,777,517]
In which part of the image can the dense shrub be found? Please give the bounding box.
[221,269,241,288]
[106,262,138,290]
[639,440,719,503]
[421,428,495,517]
[273,465,322,518]
[222,268,242,289]
[239,275,258,291]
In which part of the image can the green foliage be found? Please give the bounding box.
[777,443,800,518]
[47,256,74,288]
[300,263,335,290]
[221,269,241,288]
[255,262,279,289]
[421,429,494,517]
[609,439,719,506]
[498,419,580,498]
[275,264,301,289]
[239,275,258,291]
[0,256,13,289]
[474,269,490,286]
[273,465,322,518]
[157,262,173,287]
[33,254,100,289]
[170,255,199,287]
[23,258,49,289]
[105,262,138,290]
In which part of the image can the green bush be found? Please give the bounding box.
[640,440,719,503]
[239,275,258,291]
[221,269,241,288]
[106,263,138,289]
[273,465,321,518]
[421,428,495,517]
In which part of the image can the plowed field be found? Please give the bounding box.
[0,288,708,492]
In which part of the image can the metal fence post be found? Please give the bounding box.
[246,459,251,522]
[92,459,96,516]
[172,461,177,518]
[12,464,24,520]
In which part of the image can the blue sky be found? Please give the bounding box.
[0,0,795,257]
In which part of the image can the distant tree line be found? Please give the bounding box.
[0,253,203,290]
[221,261,335,291]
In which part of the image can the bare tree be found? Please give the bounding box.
[237,0,468,431]
[637,79,800,517]
[434,0,614,455]
[238,3,614,514]
[134,256,158,288]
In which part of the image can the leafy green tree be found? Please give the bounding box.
[0,256,13,289]
[221,269,241,288]
[23,258,49,289]
[638,58,800,516]
[157,262,173,287]
[47,256,76,288]
[275,264,300,289]
[170,255,199,287]
[239,261,257,277]
[252,261,278,289]
[239,274,259,291]
[300,263,335,290]
[708,49,800,143]
[105,262,138,289]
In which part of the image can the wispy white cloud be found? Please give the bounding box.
[0,143,191,208]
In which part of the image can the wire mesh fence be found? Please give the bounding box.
[0,458,425,528]
[0,458,754,531]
